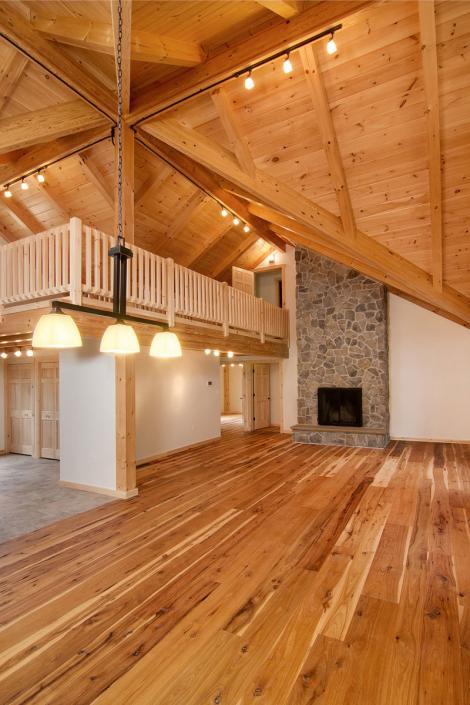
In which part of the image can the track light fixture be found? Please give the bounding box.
[20,179,29,191]
[26,349,34,357]
[233,216,240,226]
[283,54,293,74]
[3,186,12,199]
[244,72,255,90]
[14,350,22,357]
[220,207,228,217]
[243,224,250,233]
[0,352,7,359]
[36,171,45,183]
[227,351,234,358]
[327,32,337,55]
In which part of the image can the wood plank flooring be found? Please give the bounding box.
[0,418,468,704]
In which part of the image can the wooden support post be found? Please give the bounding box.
[69,216,82,304]
[166,257,175,327]
[260,298,266,344]
[115,356,137,498]
[222,281,229,336]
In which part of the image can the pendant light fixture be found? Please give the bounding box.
[149,332,182,358]
[33,311,82,349]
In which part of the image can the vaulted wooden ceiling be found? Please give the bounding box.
[0,0,469,324]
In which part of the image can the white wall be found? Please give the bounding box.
[259,246,298,432]
[135,349,220,461]
[389,294,470,442]
[60,338,117,490]
[0,360,4,452]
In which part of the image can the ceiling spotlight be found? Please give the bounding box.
[221,207,228,217]
[230,363,235,367]
[244,72,255,90]
[283,54,293,74]
[0,352,7,359]
[21,179,29,191]
[238,363,243,367]
[26,349,34,357]
[14,349,22,357]
[213,350,220,357]
[227,351,234,358]
[4,186,12,199]
[243,224,250,233]
[221,363,226,367]
[204,348,211,355]
[327,33,337,55]
[233,216,240,226]
[36,172,45,184]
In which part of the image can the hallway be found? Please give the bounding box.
[0,427,467,704]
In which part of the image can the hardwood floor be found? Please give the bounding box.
[0,422,468,704]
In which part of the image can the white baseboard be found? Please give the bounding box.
[390,436,470,445]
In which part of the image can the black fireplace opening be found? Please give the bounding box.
[318,387,363,427]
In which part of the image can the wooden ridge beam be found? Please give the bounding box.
[31,14,205,67]
[0,126,111,188]
[78,152,114,208]
[211,88,256,178]
[256,1,302,19]
[129,1,371,123]
[0,4,116,119]
[300,44,356,239]
[0,49,28,117]
[0,100,108,155]
[136,128,286,253]
[419,0,443,292]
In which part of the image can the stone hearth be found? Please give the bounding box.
[292,247,389,448]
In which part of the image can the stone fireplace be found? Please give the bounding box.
[292,247,389,448]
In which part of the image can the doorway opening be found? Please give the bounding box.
[220,360,281,433]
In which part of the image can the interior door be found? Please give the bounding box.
[253,363,270,430]
[232,266,255,295]
[40,361,60,460]
[8,363,34,455]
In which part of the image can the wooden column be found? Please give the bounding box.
[114,122,137,496]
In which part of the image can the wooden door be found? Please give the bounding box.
[232,266,255,295]
[39,361,60,460]
[7,363,34,455]
[253,363,270,430]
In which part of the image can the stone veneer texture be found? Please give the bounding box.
[295,247,389,447]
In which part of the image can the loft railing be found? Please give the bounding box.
[0,217,289,343]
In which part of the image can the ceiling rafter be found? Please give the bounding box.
[136,128,286,253]
[0,48,28,117]
[1,198,44,235]
[31,14,205,67]
[78,151,114,208]
[135,165,172,208]
[211,88,256,178]
[0,127,111,188]
[418,0,443,292]
[139,116,470,326]
[163,190,209,243]
[210,233,259,279]
[299,44,356,239]
[129,1,372,123]
[0,100,108,155]
[256,1,302,19]
[33,180,70,223]
[0,4,117,119]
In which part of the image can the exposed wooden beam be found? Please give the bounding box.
[0,49,28,117]
[129,1,372,123]
[0,4,116,119]
[110,0,132,116]
[0,214,19,242]
[31,14,205,67]
[248,201,470,327]
[1,198,44,235]
[187,222,233,268]
[0,126,111,188]
[78,152,114,208]
[418,0,443,292]
[299,44,356,239]
[211,233,259,279]
[211,88,256,177]
[33,180,70,222]
[256,1,302,18]
[0,100,108,154]
[163,191,208,243]
[136,128,286,253]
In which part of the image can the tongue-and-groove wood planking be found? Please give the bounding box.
[0,420,468,704]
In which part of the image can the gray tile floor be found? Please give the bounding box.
[0,454,113,543]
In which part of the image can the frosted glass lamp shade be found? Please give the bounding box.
[32,312,82,349]
[149,331,182,358]
[100,322,140,354]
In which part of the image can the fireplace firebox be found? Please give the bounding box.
[318,387,363,427]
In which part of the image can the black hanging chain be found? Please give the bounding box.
[116,0,124,245]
